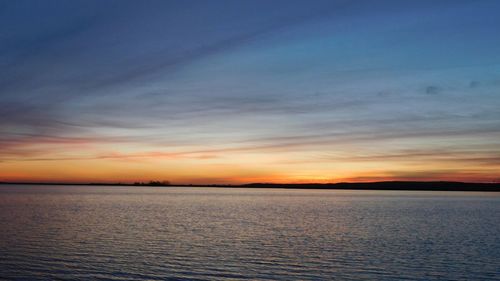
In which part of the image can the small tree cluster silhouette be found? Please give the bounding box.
[133,180,171,186]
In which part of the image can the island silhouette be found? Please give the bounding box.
[1,181,499,192]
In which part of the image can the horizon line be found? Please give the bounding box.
[1,180,499,189]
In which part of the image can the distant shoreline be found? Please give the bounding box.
[0,181,499,192]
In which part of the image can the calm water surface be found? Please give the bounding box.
[0,185,499,280]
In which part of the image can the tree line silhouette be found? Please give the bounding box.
[133,180,171,186]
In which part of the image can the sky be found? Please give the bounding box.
[1,0,500,184]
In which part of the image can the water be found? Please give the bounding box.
[0,185,498,280]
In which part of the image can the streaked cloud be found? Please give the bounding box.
[1,0,500,183]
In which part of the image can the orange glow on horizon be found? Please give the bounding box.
[2,131,499,184]
[1,157,498,184]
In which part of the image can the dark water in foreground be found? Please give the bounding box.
[0,185,499,280]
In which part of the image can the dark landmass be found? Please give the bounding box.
[241,181,500,192]
[0,181,499,191]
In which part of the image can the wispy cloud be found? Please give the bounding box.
[1,0,500,183]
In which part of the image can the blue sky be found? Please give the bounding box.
[1,0,499,183]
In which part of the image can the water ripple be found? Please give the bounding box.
[1,186,499,280]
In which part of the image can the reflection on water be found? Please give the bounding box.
[0,185,499,280]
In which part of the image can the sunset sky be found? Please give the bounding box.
[1,0,500,184]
